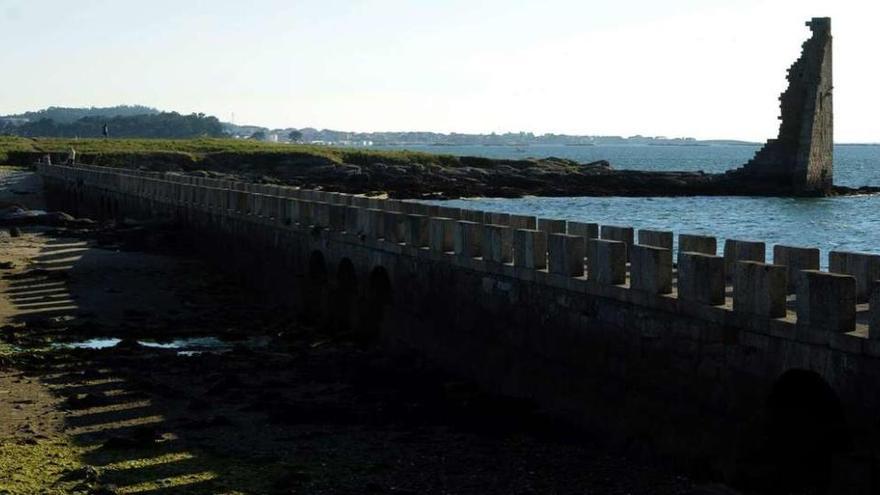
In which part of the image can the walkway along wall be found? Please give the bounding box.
[38,162,880,490]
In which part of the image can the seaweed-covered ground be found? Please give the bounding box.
[0,168,741,494]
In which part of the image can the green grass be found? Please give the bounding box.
[0,136,464,168]
[0,438,84,494]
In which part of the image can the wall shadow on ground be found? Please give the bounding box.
[4,233,278,493]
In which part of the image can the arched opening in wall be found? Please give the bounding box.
[329,258,357,334]
[302,250,328,325]
[753,369,850,493]
[359,266,392,341]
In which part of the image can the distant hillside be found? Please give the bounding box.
[1,112,226,139]
[2,105,159,124]
[0,105,768,145]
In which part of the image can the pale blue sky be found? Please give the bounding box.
[1,0,878,141]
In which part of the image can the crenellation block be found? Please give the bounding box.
[454,221,482,258]
[587,239,626,285]
[548,234,586,277]
[429,217,455,252]
[460,209,487,224]
[723,239,765,278]
[870,282,880,340]
[509,214,537,230]
[678,252,725,306]
[436,206,462,220]
[796,270,856,333]
[513,229,548,269]
[404,214,430,247]
[483,224,514,263]
[383,211,404,243]
[489,212,511,226]
[773,245,820,293]
[678,234,716,264]
[638,229,673,251]
[828,251,880,302]
[733,261,787,318]
[537,218,566,234]
[600,225,634,261]
[631,244,673,294]
[567,221,599,239]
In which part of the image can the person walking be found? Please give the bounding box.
[102,123,109,138]
[67,147,76,165]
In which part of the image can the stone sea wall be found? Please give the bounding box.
[38,162,880,489]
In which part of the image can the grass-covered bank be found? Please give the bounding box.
[0,136,461,169]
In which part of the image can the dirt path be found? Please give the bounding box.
[0,167,729,495]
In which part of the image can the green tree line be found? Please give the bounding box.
[1,112,226,139]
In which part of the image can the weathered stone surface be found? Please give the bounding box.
[513,229,547,269]
[344,206,360,233]
[730,18,833,195]
[723,240,765,278]
[638,229,673,251]
[773,245,820,293]
[429,217,455,252]
[436,206,461,220]
[454,221,481,258]
[678,252,725,305]
[329,204,347,230]
[537,218,566,235]
[797,270,856,332]
[383,211,404,243]
[489,212,510,226]
[631,245,672,294]
[678,234,716,264]
[313,202,330,227]
[588,239,626,285]
[508,214,537,230]
[733,261,787,318]
[567,221,599,239]
[870,282,880,340]
[548,234,586,277]
[461,209,487,224]
[828,251,880,302]
[600,226,634,261]
[483,224,514,263]
[404,214,430,247]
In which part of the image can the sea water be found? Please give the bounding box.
[380,144,880,264]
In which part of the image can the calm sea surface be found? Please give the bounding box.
[377,144,880,264]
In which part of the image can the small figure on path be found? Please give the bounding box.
[102,123,109,138]
[67,147,76,165]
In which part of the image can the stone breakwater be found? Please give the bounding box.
[38,162,880,491]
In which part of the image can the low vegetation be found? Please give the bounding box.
[0,136,462,168]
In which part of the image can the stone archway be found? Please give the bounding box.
[740,369,850,493]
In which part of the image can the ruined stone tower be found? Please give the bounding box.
[736,17,833,195]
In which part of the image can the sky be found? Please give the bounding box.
[1,0,878,142]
